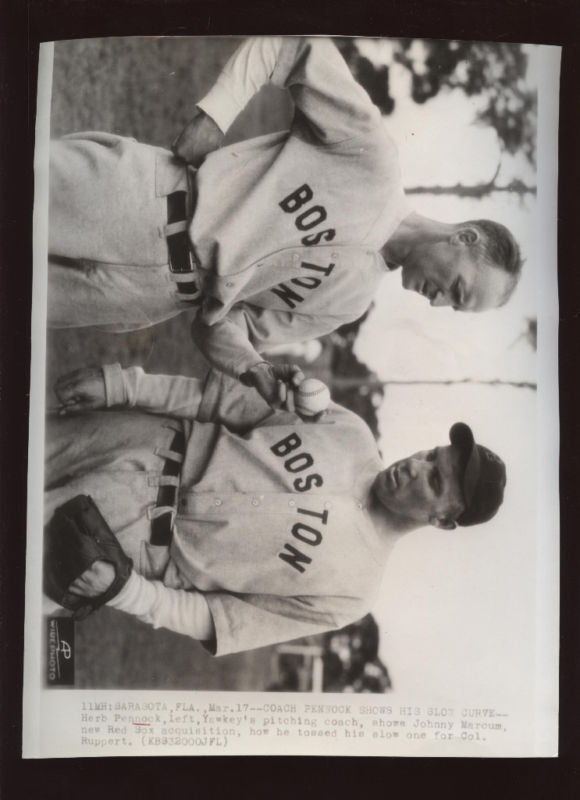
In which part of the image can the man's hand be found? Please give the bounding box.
[240,362,305,409]
[68,560,115,598]
[172,108,225,167]
[54,367,107,413]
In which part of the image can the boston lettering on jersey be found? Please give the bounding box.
[270,432,329,574]
[279,183,336,246]
[278,506,328,575]
[271,184,337,311]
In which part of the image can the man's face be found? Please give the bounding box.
[373,445,465,528]
[400,239,510,312]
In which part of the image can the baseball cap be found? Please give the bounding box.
[449,422,507,527]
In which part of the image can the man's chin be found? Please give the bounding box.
[372,472,393,507]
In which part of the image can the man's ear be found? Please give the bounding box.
[451,227,480,247]
[430,516,457,531]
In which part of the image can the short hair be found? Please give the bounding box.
[465,219,524,307]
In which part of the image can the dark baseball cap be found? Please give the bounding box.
[449,422,507,527]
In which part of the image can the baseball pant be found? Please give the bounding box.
[48,132,196,329]
[45,411,185,581]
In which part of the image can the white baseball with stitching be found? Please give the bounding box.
[295,378,331,416]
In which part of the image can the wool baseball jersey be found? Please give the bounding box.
[102,365,404,655]
[189,36,412,378]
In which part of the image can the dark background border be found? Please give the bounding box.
[1,0,579,796]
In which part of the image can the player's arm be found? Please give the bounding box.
[106,571,215,642]
[68,562,215,643]
[192,308,304,407]
[54,365,205,419]
[112,577,361,654]
[172,37,282,164]
[71,562,361,654]
[173,37,381,164]
[191,303,352,405]
[192,302,353,377]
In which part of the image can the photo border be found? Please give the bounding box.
[1,0,579,793]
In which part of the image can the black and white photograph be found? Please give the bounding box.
[23,34,559,757]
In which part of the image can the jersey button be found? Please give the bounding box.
[214,498,222,506]
[324,502,332,509]
[225,281,235,288]
[288,500,296,507]
[251,498,260,506]
[357,502,363,509]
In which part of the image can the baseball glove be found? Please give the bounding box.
[44,494,133,620]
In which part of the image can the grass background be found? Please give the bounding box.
[48,37,299,690]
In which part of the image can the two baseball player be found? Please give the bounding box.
[44,36,514,653]
[47,365,506,655]
[48,36,522,406]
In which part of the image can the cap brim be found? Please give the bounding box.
[449,422,480,506]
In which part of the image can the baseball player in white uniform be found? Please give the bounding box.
[46,365,507,656]
[48,37,523,406]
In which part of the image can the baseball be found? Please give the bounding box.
[295,378,331,416]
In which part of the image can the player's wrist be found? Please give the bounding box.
[102,363,126,407]
[106,570,151,614]
[239,361,273,386]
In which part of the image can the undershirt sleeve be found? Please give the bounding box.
[107,571,215,643]
[102,363,204,419]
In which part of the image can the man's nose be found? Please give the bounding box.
[430,291,450,307]
[405,460,419,479]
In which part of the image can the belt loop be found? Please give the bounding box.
[164,219,188,237]
[150,428,186,546]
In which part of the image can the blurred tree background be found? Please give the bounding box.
[336,38,537,199]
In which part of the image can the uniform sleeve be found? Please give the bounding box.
[102,363,204,419]
[203,591,365,656]
[197,37,284,132]
[107,571,215,642]
[192,302,356,379]
[196,368,275,430]
[198,36,381,145]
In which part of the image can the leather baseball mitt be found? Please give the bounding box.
[44,494,133,620]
